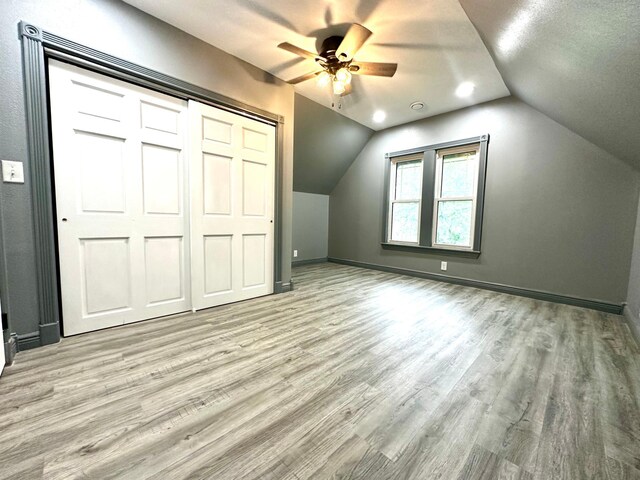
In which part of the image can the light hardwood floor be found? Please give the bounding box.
[1,263,639,479]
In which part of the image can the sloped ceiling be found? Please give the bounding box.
[123,0,640,191]
[293,93,373,194]
[460,0,640,169]
[123,0,510,130]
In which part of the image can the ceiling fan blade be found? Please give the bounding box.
[336,23,372,62]
[351,61,398,77]
[286,71,322,84]
[278,42,319,60]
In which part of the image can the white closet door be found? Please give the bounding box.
[189,101,275,310]
[49,60,191,336]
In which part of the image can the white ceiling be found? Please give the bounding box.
[123,0,510,130]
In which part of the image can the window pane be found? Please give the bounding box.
[395,160,422,200]
[440,152,476,198]
[435,200,473,247]
[391,202,419,242]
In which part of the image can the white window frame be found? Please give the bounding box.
[432,144,480,251]
[388,153,424,245]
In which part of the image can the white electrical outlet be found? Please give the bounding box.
[440,261,447,271]
[293,250,298,258]
[2,160,25,184]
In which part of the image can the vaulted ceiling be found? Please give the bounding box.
[123,0,510,130]
[459,0,640,169]
[125,0,640,178]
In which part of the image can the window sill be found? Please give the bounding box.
[381,242,481,258]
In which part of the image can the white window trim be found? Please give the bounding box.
[388,153,424,245]
[432,144,480,251]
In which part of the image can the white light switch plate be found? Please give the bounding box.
[440,261,447,271]
[2,160,25,184]
[293,250,298,258]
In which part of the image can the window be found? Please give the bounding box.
[388,154,423,243]
[383,135,488,255]
[433,145,480,249]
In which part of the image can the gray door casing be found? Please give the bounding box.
[19,21,288,345]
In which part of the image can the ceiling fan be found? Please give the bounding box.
[278,23,398,97]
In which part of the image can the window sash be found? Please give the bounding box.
[433,199,475,248]
[388,154,423,244]
[432,145,480,250]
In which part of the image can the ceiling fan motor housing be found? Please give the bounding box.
[318,35,356,75]
[320,35,344,60]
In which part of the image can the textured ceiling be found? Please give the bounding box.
[123,0,510,130]
[459,0,640,169]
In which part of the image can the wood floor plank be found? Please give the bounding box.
[607,456,640,480]
[456,443,533,480]
[352,382,441,462]
[0,262,638,480]
[533,308,610,480]
[147,378,372,479]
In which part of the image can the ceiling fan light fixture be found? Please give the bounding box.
[335,68,352,85]
[333,79,347,95]
[278,23,397,99]
[316,71,331,87]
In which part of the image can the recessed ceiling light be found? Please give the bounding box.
[410,101,424,110]
[455,82,475,98]
[373,110,386,123]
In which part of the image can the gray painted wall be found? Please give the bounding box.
[625,195,640,340]
[293,192,329,262]
[329,96,639,304]
[0,0,294,340]
[294,94,373,194]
